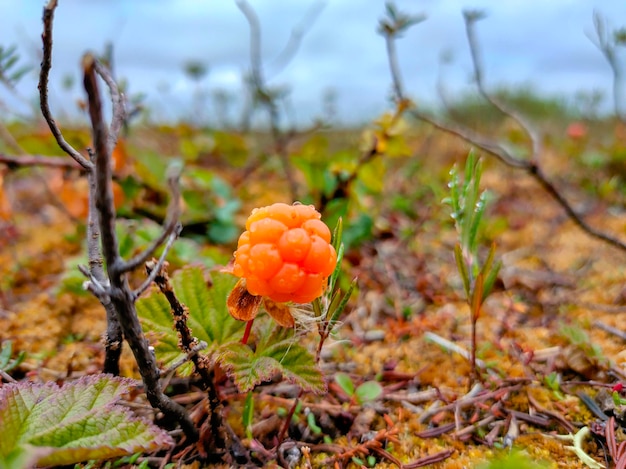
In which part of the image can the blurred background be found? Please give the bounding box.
[1,0,624,126]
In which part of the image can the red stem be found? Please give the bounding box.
[241,319,254,345]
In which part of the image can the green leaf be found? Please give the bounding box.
[243,392,254,440]
[218,324,325,394]
[0,375,173,468]
[355,381,383,405]
[334,372,355,396]
[137,267,245,374]
[0,340,23,372]
[358,157,385,193]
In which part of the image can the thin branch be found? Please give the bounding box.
[268,0,326,77]
[93,59,126,149]
[382,9,626,254]
[462,10,541,157]
[86,168,123,375]
[119,165,182,274]
[236,0,264,89]
[146,262,228,452]
[39,0,92,171]
[0,153,84,169]
[83,53,198,442]
[235,0,299,200]
[383,25,405,102]
[132,224,182,300]
[588,11,625,122]
[161,341,207,375]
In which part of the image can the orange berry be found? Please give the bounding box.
[249,218,288,244]
[246,276,272,297]
[302,235,336,276]
[233,243,251,276]
[290,273,325,304]
[237,230,250,248]
[302,219,331,243]
[278,228,311,262]
[270,263,305,294]
[231,202,337,306]
[248,244,282,280]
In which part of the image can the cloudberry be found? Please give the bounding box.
[233,202,337,304]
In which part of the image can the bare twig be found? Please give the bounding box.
[268,1,326,76]
[382,7,626,254]
[145,261,229,453]
[83,53,197,441]
[132,224,182,300]
[462,10,541,157]
[161,341,207,375]
[93,59,126,149]
[0,153,83,169]
[39,0,123,375]
[588,11,625,122]
[119,165,182,274]
[39,0,92,171]
[86,168,123,375]
[0,369,17,383]
[236,0,320,200]
[593,320,626,341]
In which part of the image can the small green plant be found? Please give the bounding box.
[477,449,548,468]
[444,151,501,384]
[0,44,32,89]
[0,340,25,374]
[544,371,565,400]
[334,372,383,405]
[0,374,173,469]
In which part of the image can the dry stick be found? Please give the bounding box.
[87,167,123,375]
[383,16,626,254]
[462,11,541,157]
[93,59,125,149]
[236,0,299,201]
[39,0,92,171]
[119,167,182,274]
[82,54,198,442]
[0,153,83,168]
[39,0,123,374]
[145,261,228,453]
[589,12,625,124]
[88,59,127,376]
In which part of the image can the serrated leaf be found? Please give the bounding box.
[218,324,325,394]
[172,268,244,345]
[0,375,173,468]
[137,267,245,374]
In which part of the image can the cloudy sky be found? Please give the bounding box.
[1,1,624,126]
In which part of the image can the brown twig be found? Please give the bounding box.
[39,0,123,375]
[319,415,400,466]
[382,7,626,254]
[588,11,625,123]
[119,166,182,274]
[82,53,198,441]
[145,261,229,453]
[235,0,323,201]
[93,59,125,150]
[39,0,92,171]
[0,153,83,169]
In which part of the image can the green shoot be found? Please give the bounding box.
[444,151,501,385]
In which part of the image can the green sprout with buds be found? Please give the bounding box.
[444,151,501,384]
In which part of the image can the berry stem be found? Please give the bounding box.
[241,319,254,345]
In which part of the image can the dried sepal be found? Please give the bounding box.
[227,278,262,322]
